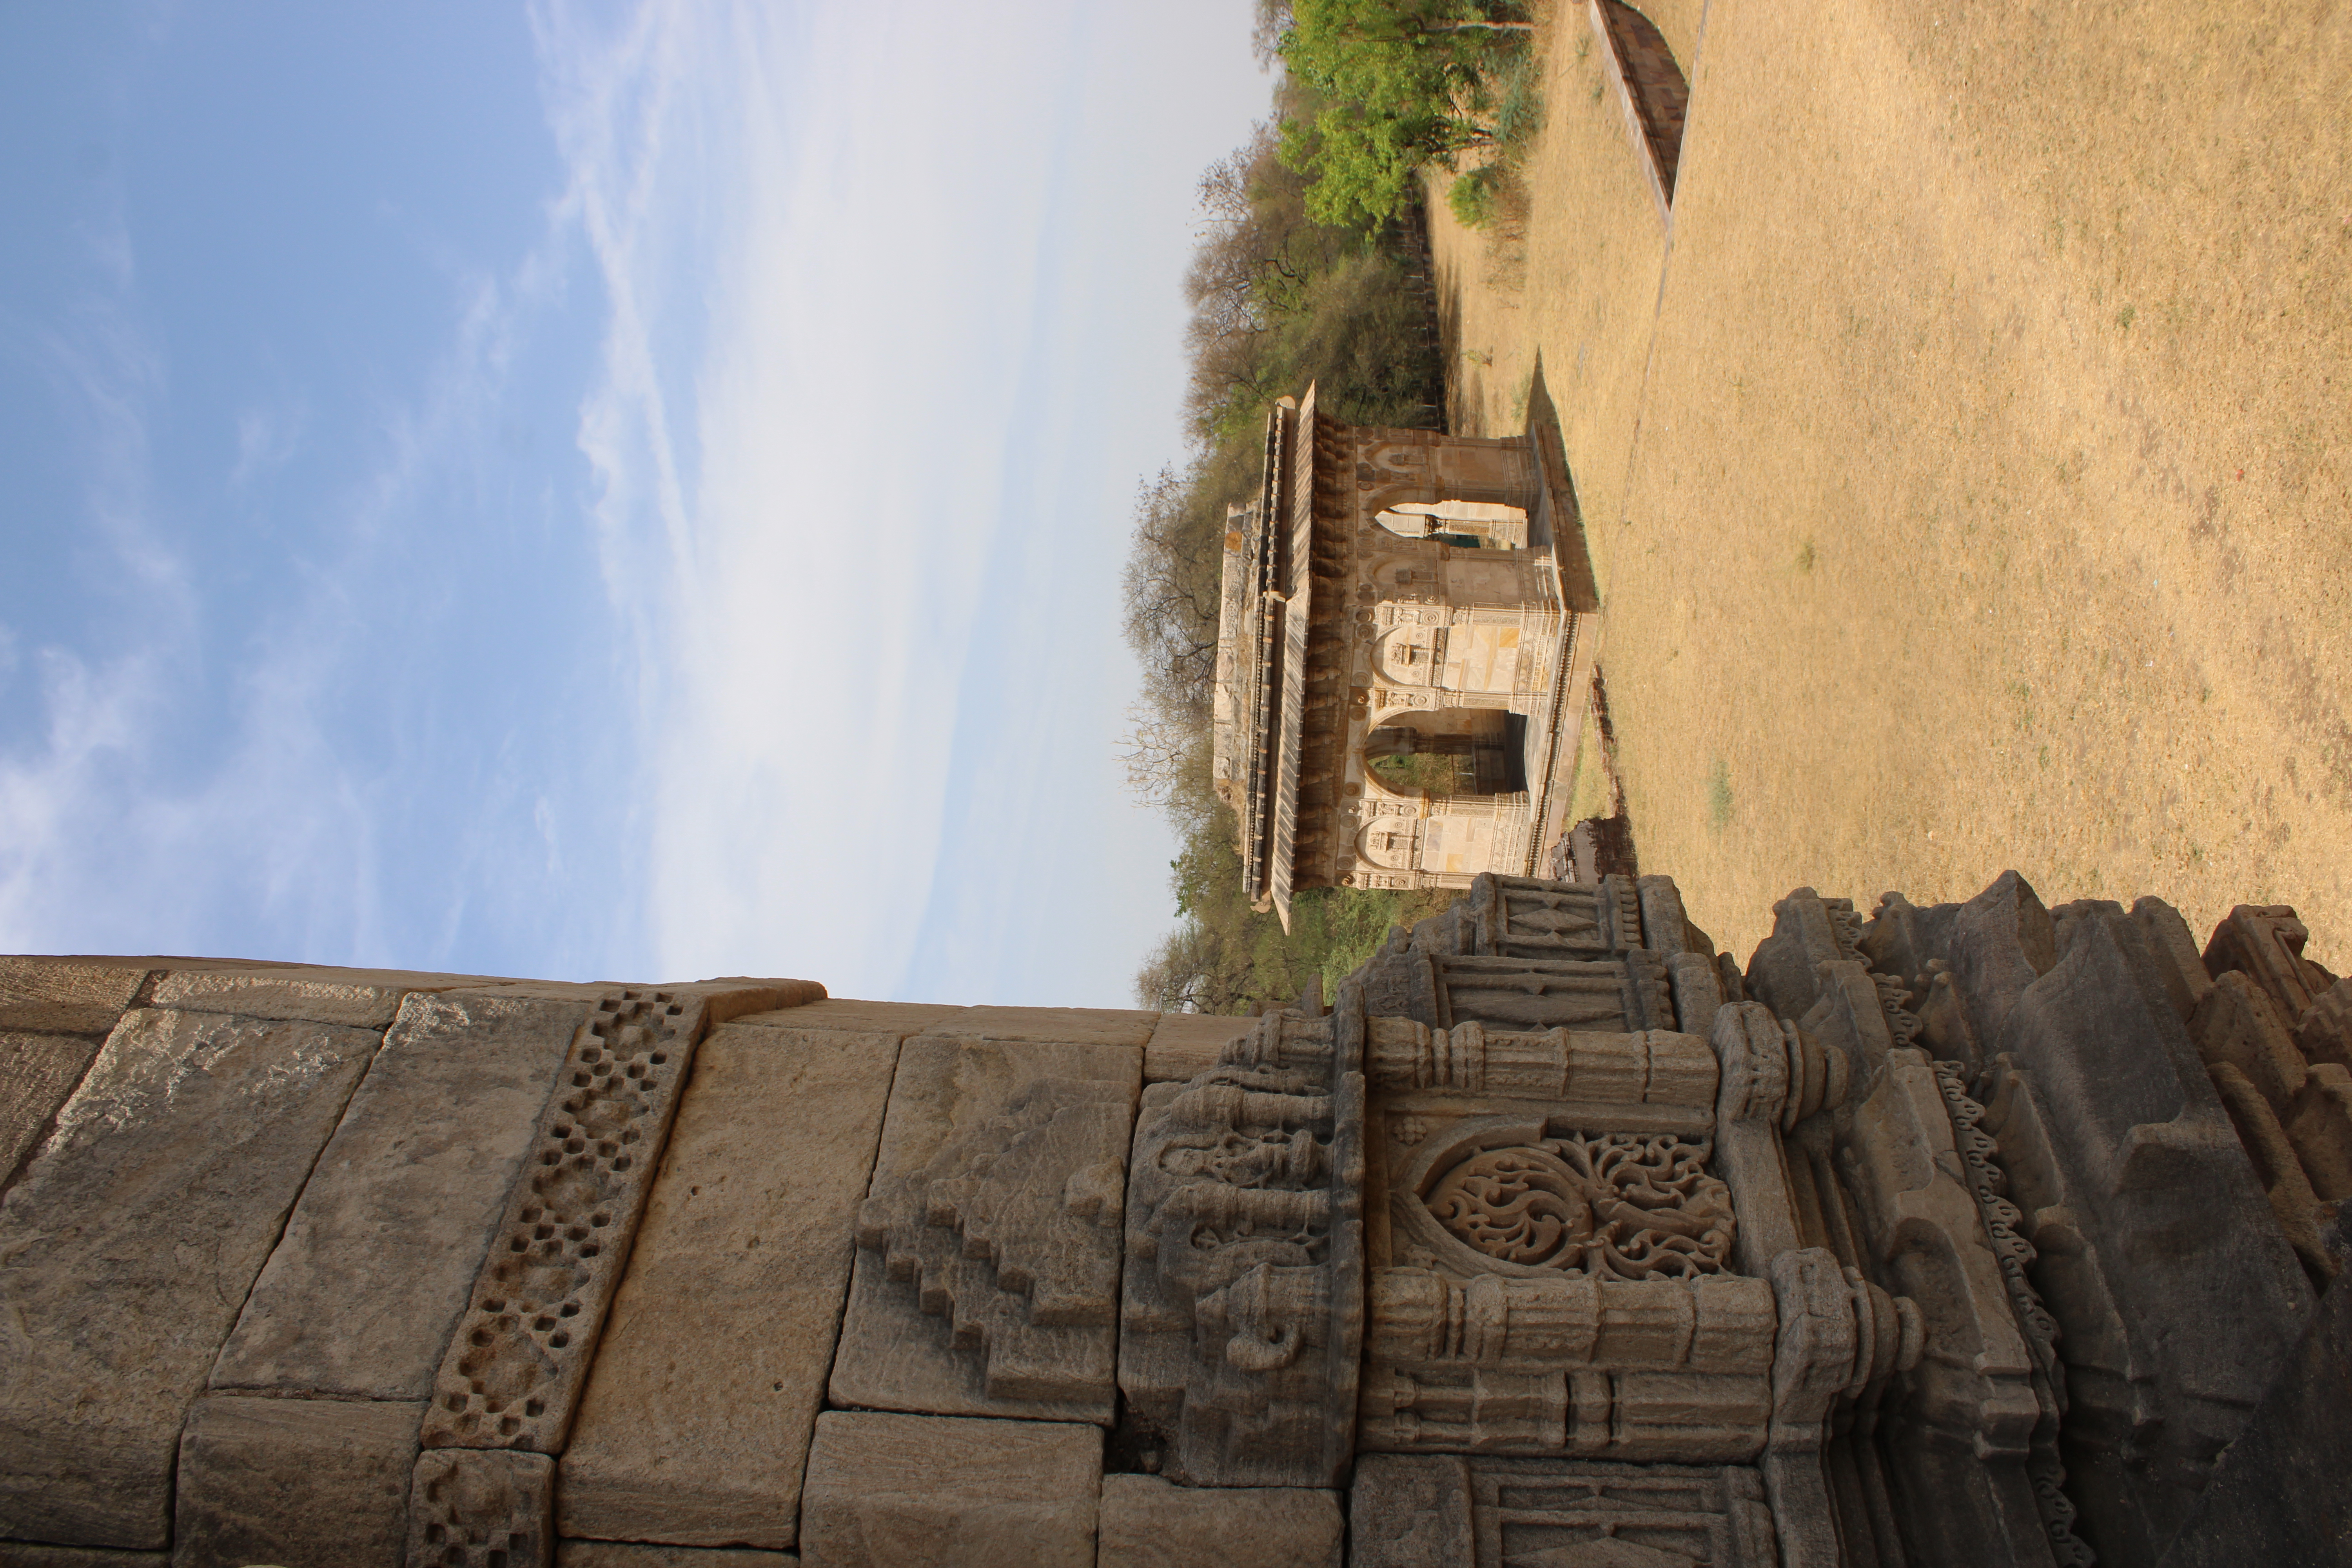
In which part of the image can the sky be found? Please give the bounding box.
[0,1,1271,1005]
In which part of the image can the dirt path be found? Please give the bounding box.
[1431,0,2352,969]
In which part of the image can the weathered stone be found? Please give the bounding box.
[2190,970,2308,1116]
[796,1412,1099,1568]
[1142,1011,1256,1083]
[1347,1454,1474,1568]
[170,1395,421,1568]
[2131,897,2215,1021]
[1993,907,2315,1563]
[554,1546,793,1567]
[0,1031,103,1191]
[730,998,958,1036]
[404,1449,551,1568]
[2287,1063,2352,1202]
[1121,1005,1365,1487]
[149,969,459,1028]
[2154,1214,2352,1568]
[2298,977,2352,1071]
[684,978,827,1026]
[0,1548,165,1566]
[0,1009,381,1548]
[917,1005,1159,1048]
[421,990,711,1453]
[2203,904,2328,1026]
[559,1025,898,1549]
[1945,871,2058,1061]
[1350,1450,1779,1567]
[1094,1475,1341,1568]
[829,1036,1138,1426]
[2207,1061,2333,1279]
[1745,886,1862,1023]
[214,992,590,1399]
[0,956,149,1037]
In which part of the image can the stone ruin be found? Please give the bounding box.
[1,869,2347,1566]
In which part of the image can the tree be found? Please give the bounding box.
[1275,0,1530,228]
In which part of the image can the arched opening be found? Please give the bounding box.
[1365,710,1529,799]
[1598,0,1690,203]
[1374,501,1530,550]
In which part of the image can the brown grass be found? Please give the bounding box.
[1430,0,2352,969]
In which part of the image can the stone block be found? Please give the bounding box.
[1945,871,2057,1060]
[828,1037,1138,1426]
[170,1395,421,1568]
[916,1005,1159,1049]
[1094,1475,1341,1568]
[212,991,590,1399]
[1994,908,2315,1561]
[2131,897,2214,1020]
[796,1411,1099,1568]
[2190,970,2308,1115]
[554,1547,793,1567]
[0,956,149,1036]
[2204,904,2327,1025]
[421,990,712,1453]
[0,1549,165,1566]
[2299,977,2352,1072]
[148,969,458,1028]
[1,1031,104,1190]
[1142,1011,1254,1082]
[684,978,827,1026]
[405,1449,551,1568]
[2205,1062,2331,1280]
[559,1025,898,1549]
[2287,1063,2352,1202]
[728,998,959,1036]
[1348,1454,1473,1568]
[0,1009,381,1548]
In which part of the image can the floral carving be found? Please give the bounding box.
[1423,1132,1733,1280]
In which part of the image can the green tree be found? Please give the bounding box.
[1275,0,1531,228]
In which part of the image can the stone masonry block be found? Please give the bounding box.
[420,990,713,1454]
[0,1548,166,1566]
[0,956,149,1036]
[2287,1063,2352,1202]
[147,970,471,1029]
[559,1025,898,1548]
[2190,970,2308,1115]
[1141,1011,1255,1082]
[554,1546,794,1567]
[214,992,590,1400]
[828,1038,1139,1426]
[2299,978,2352,1072]
[1348,1454,1474,1568]
[2131,896,2214,1021]
[1094,1475,1342,1568]
[171,1395,422,1568]
[405,1449,552,1568]
[729,998,959,1036]
[1,1030,104,1191]
[917,1005,1160,1049]
[797,1412,1100,1568]
[0,1009,381,1548]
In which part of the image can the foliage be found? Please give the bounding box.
[1272,0,1535,228]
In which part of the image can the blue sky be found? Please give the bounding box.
[0,2,1269,1005]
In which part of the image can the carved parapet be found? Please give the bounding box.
[1117,995,1365,1486]
[1465,872,1644,958]
[1434,951,1677,1033]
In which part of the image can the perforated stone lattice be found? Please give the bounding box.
[421,989,701,1453]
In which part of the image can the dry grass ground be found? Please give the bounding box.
[1432,0,2352,969]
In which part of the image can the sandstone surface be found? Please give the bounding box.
[1094,1475,1343,1568]
[0,1031,103,1187]
[559,1024,898,1548]
[212,990,590,1399]
[797,1412,1099,1568]
[828,1037,1139,1425]
[0,1009,379,1547]
[169,1395,421,1568]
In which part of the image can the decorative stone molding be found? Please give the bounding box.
[1118,993,1366,1486]
[405,1448,552,1568]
